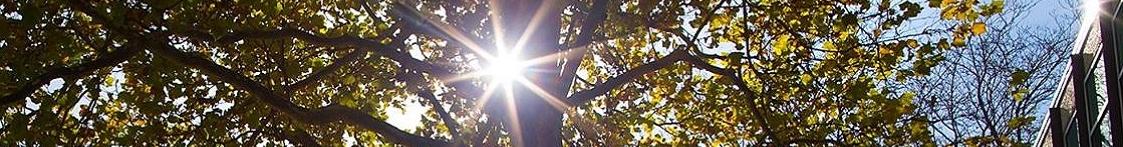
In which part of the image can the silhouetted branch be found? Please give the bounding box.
[398,70,462,144]
[419,89,461,142]
[63,1,448,145]
[566,50,689,105]
[0,43,140,106]
[284,48,367,92]
[144,40,449,146]
[176,28,483,97]
[558,0,609,97]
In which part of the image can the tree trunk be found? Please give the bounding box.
[494,0,565,146]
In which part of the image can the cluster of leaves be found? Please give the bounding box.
[0,0,1005,146]
[564,0,1001,145]
[1,0,424,145]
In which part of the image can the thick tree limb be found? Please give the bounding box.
[398,70,462,144]
[269,127,322,147]
[557,0,609,97]
[64,0,447,145]
[562,48,747,105]
[375,0,494,57]
[680,48,779,143]
[566,50,689,105]
[283,48,367,92]
[177,29,483,97]
[284,24,401,92]
[785,138,849,146]
[144,39,449,146]
[0,44,140,106]
[418,89,461,142]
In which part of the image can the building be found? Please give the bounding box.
[1034,0,1123,146]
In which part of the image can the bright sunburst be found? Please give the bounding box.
[483,51,528,85]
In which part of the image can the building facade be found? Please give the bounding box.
[1035,0,1123,146]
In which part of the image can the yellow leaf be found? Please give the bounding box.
[971,22,986,36]
[906,39,919,48]
[878,46,893,55]
[823,41,837,50]
[104,76,116,86]
[801,74,813,84]
[940,10,955,19]
[901,91,915,104]
[772,35,791,55]
[909,121,928,135]
[952,35,967,47]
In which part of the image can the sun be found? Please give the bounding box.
[483,52,528,85]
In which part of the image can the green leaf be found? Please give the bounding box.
[901,91,916,103]
[928,0,943,7]
[1012,88,1027,102]
[344,75,357,84]
[1009,69,1030,86]
[981,0,1005,16]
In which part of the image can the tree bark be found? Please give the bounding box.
[493,0,565,146]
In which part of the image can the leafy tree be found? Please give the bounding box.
[0,0,998,146]
[907,0,1076,145]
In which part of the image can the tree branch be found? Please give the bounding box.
[398,70,462,144]
[284,23,402,92]
[176,28,483,97]
[558,0,609,97]
[283,47,367,92]
[1,43,140,106]
[65,0,447,145]
[143,39,449,146]
[784,138,849,146]
[271,127,322,147]
[375,0,494,56]
[418,89,461,142]
[566,50,689,105]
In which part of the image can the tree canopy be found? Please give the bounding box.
[0,0,1003,146]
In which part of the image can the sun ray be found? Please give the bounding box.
[473,80,501,111]
[488,0,509,51]
[501,82,525,147]
[432,21,495,59]
[443,70,490,83]
[514,77,572,112]
[509,1,559,56]
[521,50,569,68]
[403,3,495,59]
